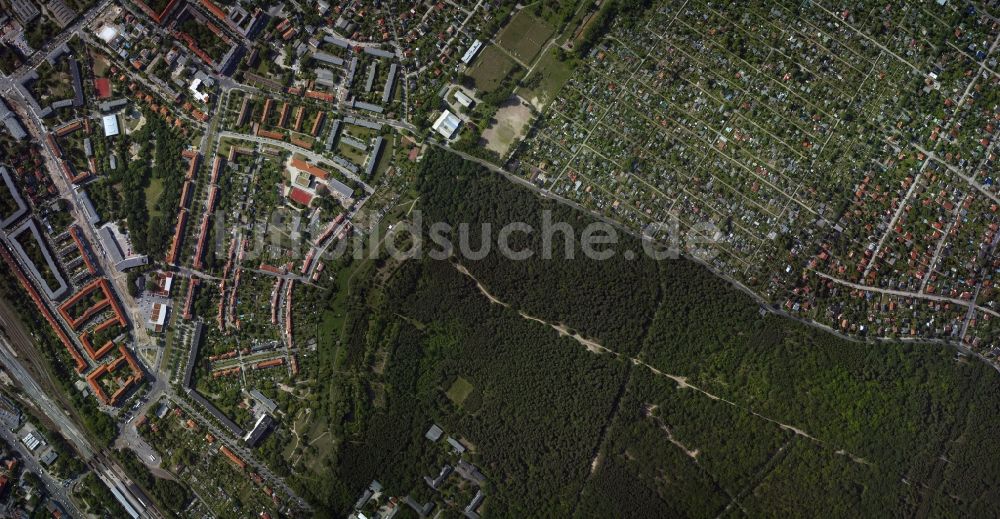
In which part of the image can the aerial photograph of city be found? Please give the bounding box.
[0,0,997,517]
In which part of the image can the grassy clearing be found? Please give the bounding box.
[145,177,165,217]
[215,137,238,158]
[467,45,518,93]
[497,10,555,64]
[91,53,111,77]
[519,48,576,109]
[446,376,475,406]
[337,142,366,165]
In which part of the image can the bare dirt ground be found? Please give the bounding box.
[481,97,533,157]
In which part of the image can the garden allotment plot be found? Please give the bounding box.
[513,0,1000,346]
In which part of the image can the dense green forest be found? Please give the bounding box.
[295,149,1000,517]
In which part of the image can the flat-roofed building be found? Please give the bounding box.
[102,114,120,137]
[77,188,100,225]
[454,90,474,108]
[382,63,397,104]
[98,223,147,271]
[364,62,377,93]
[0,167,28,228]
[315,67,336,88]
[325,119,341,150]
[461,40,483,64]
[365,136,384,178]
[45,0,76,27]
[39,449,58,466]
[324,35,348,48]
[345,57,358,87]
[363,47,394,59]
[99,98,128,113]
[243,413,274,448]
[328,177,354,199]
[340,135,366,151]
[352,100,383,114]
[313,50,344,67]
[433,110,461,140]
[9,0,40,24]
[248,389,278,414]
[0,99,26,140]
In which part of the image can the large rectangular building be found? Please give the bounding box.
[365,136,384,178]
[382,63,397,104]
[352,100,383,114]
[362,46,394,59]
[244,413,274,447]
[9,0,40,24]
[45,0,76,27]
[0,167,28,229]
[102,114,120,137]
[313,51,344,67]
[327,177,353,199]
[461,40,483,64]
[0,99,26,141]
[363,62,377,93]
[432,110,460,140]
[324,119,341,150]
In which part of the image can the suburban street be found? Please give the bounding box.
[218,130,376,193]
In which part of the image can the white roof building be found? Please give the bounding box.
[432,110,461,140]
[96,25,118,43]
[148,302,168,332]
[462,40,483,64]
[454,90,474,108]
[189,78,209,103]
[102,114,120,137]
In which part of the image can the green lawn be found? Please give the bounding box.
[255,58,271,76]
[337,142,366,165]
[302,417,336,474]
[445,376,474,406]
[497,10,555,64]
[519,48,576,108]
[467,45,518,93]
[145,177,165,217]
[0,182,19,219]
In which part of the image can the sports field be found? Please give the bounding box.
[467,45,518,93]
[496,10,555,64]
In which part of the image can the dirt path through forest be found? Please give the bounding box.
[452,262,872,466]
